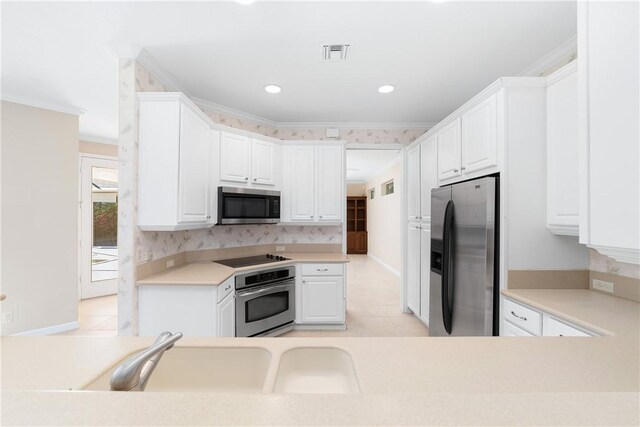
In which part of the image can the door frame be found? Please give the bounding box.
[78,154,119,300]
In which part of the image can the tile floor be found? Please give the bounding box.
[57,255,429,338]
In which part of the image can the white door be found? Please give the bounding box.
[407,144,421,220]
[547,72,579,234]
[419,222,431,326]
[301,277,345,323]
[177,105,211,224]
[420,135,438,222]
[80,156,118,299]
[437,118,462,181]
[219,132,251,184]
[461,93,498,174]
[316,145,343,221]
[251,138,276,186]
[216,292,235,337]
[407,224,421,315]
[290,146,316,221]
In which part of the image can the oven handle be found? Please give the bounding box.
[236,282,292,298]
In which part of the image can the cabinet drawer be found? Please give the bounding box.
[503,321,534,337]
[217,277,234,303]
[300,263,344,277]
[503,299,542,335]
[543,315,592,337]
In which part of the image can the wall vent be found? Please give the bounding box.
[322,44,350,62]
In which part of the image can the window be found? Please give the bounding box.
[382,179,394,196]
[369,188,375,199]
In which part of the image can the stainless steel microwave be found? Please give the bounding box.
[217,187,280,225]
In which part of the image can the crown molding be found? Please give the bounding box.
[519,35,577,77]
[79,133,118,145]
[546,59,577,86]
[192,96,279,128]
[1,93,85,116]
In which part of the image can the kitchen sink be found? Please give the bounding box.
[83,347,272,392]
[273,347,360,393]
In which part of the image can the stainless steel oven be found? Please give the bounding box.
[235,266,295,337]
[218,187,280,225]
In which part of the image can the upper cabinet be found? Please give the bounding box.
[546,63,579,236]
[420,134,438,223]
[138,93,217,231]
[437,118,462,181]
[578,1,640,263]
[461,93,498,174]
[282,143,344,223]
[406,144,421,220]
[219,132,277,187]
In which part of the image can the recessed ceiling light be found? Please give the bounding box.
[378,85,395,94]
[235,0,257,5]
[264,84,282,94]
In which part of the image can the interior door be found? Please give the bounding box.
[80,156,118,299]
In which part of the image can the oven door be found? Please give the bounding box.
[235,280,295,337]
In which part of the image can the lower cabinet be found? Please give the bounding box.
[502,297,595,337]
[419,222,431,325]
[296,263,346,325]
[138,277,235,337]
[407,224,421,316]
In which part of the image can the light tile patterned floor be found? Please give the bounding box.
[57,255,428,338]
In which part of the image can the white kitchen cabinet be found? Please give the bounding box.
[503,321,534,337]
[297,263,345,325]
[407,143,421,221]
[283,143,344,223]
[419,222,431,326]
[138,93,215,231]
[219,132,252,184]
[251,138,276,186]
[407,223,421,316]
[316,145,344,221]
[546,63,579,236]
[542,315,591,337]
[216,291,235,337]
[461,93,498,174]
[578,1,640,263]
[420,134,438,222]
[437,118,462,181]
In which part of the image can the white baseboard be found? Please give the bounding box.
[367,253,401,277]
[12,321,79,336]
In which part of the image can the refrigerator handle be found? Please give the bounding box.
[442,200,455,335]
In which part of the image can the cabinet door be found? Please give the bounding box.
[316,145,343,221]
[251,138,276,186]
[356,233,367,253]
[419,223,430,325]
[407,225,421,315]
[437,118,462,181]
[290,146,316,221]
[547,71,579,235]
[407,144,421,220]
[301,276,345,323]
[420,135,438,222]
[503,321,534,337]
[209,130,221,226]
[461,94,498,174]
[542,315,591,337]
[177,104,211,224]
[216,291,235,337]
[219,132,251,184]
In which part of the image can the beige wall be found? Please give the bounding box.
[1,101,79,335]
[347,183,366,197]
[79,140,118,157]
[365,161,402,273]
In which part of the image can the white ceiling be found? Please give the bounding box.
[1,1,577,143]
[347,149,401,183]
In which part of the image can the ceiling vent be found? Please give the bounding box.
[322,44,350,62]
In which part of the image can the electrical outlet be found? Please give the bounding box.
[2,311,13,324]
[275,246,286,252]
[592,279,614,294]
[166,258,175,269]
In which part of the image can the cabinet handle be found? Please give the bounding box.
[206,215,211,219]
[453,169,459,173]
[510,311,527,321]
[310,215,314,219]
[245,177,249,180]
[317,268,329,272]
[224,285,231,291]
[302,280,306,283]
[253,178,257,181]
[461,167,466,171]
[319,215,323,219]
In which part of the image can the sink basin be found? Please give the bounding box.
[83,347,272,392]
[273,347,360,393]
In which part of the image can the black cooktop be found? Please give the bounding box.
[214,254,289,268]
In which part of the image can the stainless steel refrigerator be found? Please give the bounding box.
[429,176,499,336]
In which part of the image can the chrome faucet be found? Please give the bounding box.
[110,331,183,391]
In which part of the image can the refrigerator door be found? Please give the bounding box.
[450,177,496,336]
[429,186,452,336]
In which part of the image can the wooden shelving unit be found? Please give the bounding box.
[346,196,367,254]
